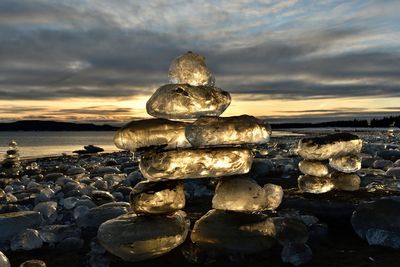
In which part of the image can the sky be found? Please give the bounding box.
[0,0,400,125]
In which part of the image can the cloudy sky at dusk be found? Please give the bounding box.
[1,0,399,124]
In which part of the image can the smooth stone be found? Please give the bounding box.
[130,180,185,214]
[146,84,231,120]
[33,201,58,224]
[191,209,276,254]
[139,147,253,181]
[298,175,335,194]
[10,229,43,251]
[39,225,81,244]
[331,172,361,191]
[281,243,312,266]
[185,115,271,147]
[298,160,329,177]
[373,159,394,170]
[377,150,400,161]
[19,260,46,267]
[67,167,86,176]
[168,51,214,86]
[98,211,189,262]
[386,167,400,177]
[351,199,400,248]
[212,178,282,212]
[298,133,362,160]
[76,202,130,228]
[0,211,41,243]
[91,167,120,176]
[114,119,191,152]
[0,252,10,267]
[329,153,362,173]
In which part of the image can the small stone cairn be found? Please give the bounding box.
[1,140,22,177]
[98,52,310,264]
[297,133,363,193]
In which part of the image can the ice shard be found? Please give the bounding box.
[185,115,271,147]
[98,211,189,262]
[298,160,329,177]
[114,119,190,151]
[191,209,276,254]
[329,153,362,173]
[168,51,214,86]
[212,178,282,212]
[298,175,335,194]
[130,180,185,214]
[139,147,253,181]
[297,133,362,160]
[146,84,231,120]
[331,172,360,191]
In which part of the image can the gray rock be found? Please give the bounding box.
[39,225,81,244]
[98,211,189,262]
[386,167,400,177]
[0,211,41,243]
[377,150,400,161]
[273,217,309,245]
[281,243,312,266]
[11,229,43,251]
[33,201,58,224]
[77,202,130,228]
[373,159,394,170]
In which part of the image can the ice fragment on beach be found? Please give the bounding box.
[139,147,253,181]
[0,211,41,243]
[298,133,362,160]
[76,202,130,228]
[331,172,360,191]
[373,159,394,170]
[281,243,312,266]
[98,211,189,262]
[19,260,46,267]
[212,178,282,212]
[298,175,335,194]
[33,201,58,224]
[146,84,231,120]
[298,160,329,177]
[114,119,190,151]
[130,180,185,214]
[386,167,400,177]
[185,115,271,147]
[0,252,10,267]
[39,225,81,244]
[329,153,362,173]
[11,229,43,251]
[169,51,214,86]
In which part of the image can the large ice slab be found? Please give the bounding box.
[98,211,189,262]
[298,175,335,194]
[212,177,282,212]
[329,154,362,173]
[114,119,190,151]
[191,209,276,254]
[298,133,362,160]
[185,115,271,147]
[130,180,185,214]
[139,147,253,181]
[168,51,214,86]
[298,160,329,177]
[146,84,231,120]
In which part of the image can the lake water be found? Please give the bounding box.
[0,131,119,158]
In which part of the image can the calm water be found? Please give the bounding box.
[0,131,119,158]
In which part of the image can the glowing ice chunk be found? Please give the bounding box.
[298,160,329,177]
[298,175,334,194]
[329,154,362,173]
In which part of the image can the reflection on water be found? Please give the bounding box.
[0,131,119,158]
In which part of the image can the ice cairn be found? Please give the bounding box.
[0,140,22,177]
[297,133,363,193]
[98,52,310,264]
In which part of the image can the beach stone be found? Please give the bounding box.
[386,167,400,177]
[395,159,400,167]
[351,199,400,248]
[114,119,191,152]
[10,229,43,251]
[130,180,185,214]
[146,84,231,120]
[33,201,58,224]
[329,153,362,173]
[185,115,271,147]
[298,175,335,194]
[91,167,120,176]
[191,209,276,254]
[373,159,394,170]
[0,252,10,267]
[98,211,189,262]
[273,217,309,245]
[139,147,253,181]
[281,243,312,266]
[56,237,84,250]
[298,160,328,177]
[212,178,282,212]
[331,172,361,191]
[0,211,41,243]
[377,150,400,161]
[297,133,362,160]
[169,51,214,86]
[19,260,46,267]
[39,225,81,244]
[67,166,86,176]
[76,202,130,228]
